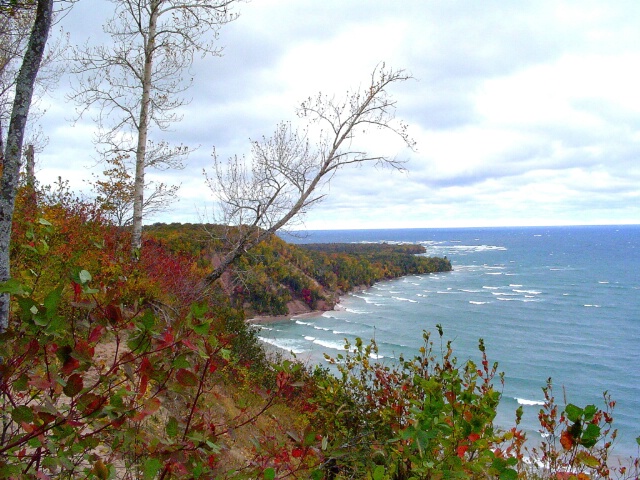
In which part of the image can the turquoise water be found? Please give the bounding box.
[262,226,640,456]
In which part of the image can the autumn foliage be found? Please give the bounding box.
[0,186,638,479]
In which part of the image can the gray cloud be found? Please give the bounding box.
[27,0,640,228]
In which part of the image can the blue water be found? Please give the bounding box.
[262,226,640,456]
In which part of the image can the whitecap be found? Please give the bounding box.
[513,289,541,295]
[345,308,368,314]
[313,339,346,351]
[584,304,601,308]
[509,284,523,287]
[469,301,488,305]
[598,281,609,284]
[392,296,418,303]
[482,286,499,290]
[296,320,313,325]
[516,398,545,406]
[485,272,503,275]
[304,336,316,341]
[259,337,306,354]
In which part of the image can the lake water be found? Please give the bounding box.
[260,226,640,457]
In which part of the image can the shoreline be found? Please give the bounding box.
[247,303,349,325]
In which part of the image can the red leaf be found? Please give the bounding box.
[63,373,84,397]
[61,357,80,375]
[468,433,480,443]
[560,430,574,450]
[88,325,105,343]
[292,447,304,458]
[457,444,469,459]
[176,368,199,387]
[104,304,123,325]
[131,397,161,422]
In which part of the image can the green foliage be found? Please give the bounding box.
[306,330,521,479]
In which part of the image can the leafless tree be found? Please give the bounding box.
[69,0,239,256]
[204,65,415,286]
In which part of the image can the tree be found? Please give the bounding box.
[204,65,415,286]
[0,0,54,330]
[69,0,239,256]
[91,153,179,227]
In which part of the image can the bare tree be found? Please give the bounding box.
[69,0,239,256]
[204,65,415,286]
[0,0,54,330]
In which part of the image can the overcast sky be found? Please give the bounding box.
[37,0,640,230]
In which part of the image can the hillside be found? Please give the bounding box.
[2,192,637,479]
[143,223,452,318]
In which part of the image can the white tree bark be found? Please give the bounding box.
[69,0,238,257]
[0,0,54,330]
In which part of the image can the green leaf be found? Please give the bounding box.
[11,405,34,423]
[172,354,191,369]
[43,286,63,319]
[565,404,583,423]
[373,465,386,480]
[166,416,179,438]
[499,469,518,480]
[636,435,640,446]
[78,270,92,285]
[263,467,276,480]
[0,278,29,295]
[142,458,162,480]
[583,404,597,421]
[192,322,210,335]
[38,218,52,226]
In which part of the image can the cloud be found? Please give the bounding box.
[28,0,640,229]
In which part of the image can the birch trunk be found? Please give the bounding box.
[0,0,54,331]
[131,0,159,255]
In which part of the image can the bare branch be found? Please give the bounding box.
[204,65,415,285]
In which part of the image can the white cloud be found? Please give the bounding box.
[29,0,640,229]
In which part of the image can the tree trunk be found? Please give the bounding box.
[25,144,35,187]
[0,0,54,331]
[131,0,159,256]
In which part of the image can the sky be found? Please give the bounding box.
[35,0,640,230]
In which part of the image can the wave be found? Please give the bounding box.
[304,336,316,341]
[485,272,503,275]
[510,284,523,287]
[469,301,488,305]
[345,308,369,314]
[313,339,346,351]
[259,337,306,354]
[516,397,545,406]
[482,286,499,290]
[584,304,601,308]
[295,320,314,326]
[392,296,418,303]
[513,289,542,295]
[492,292,518,296]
